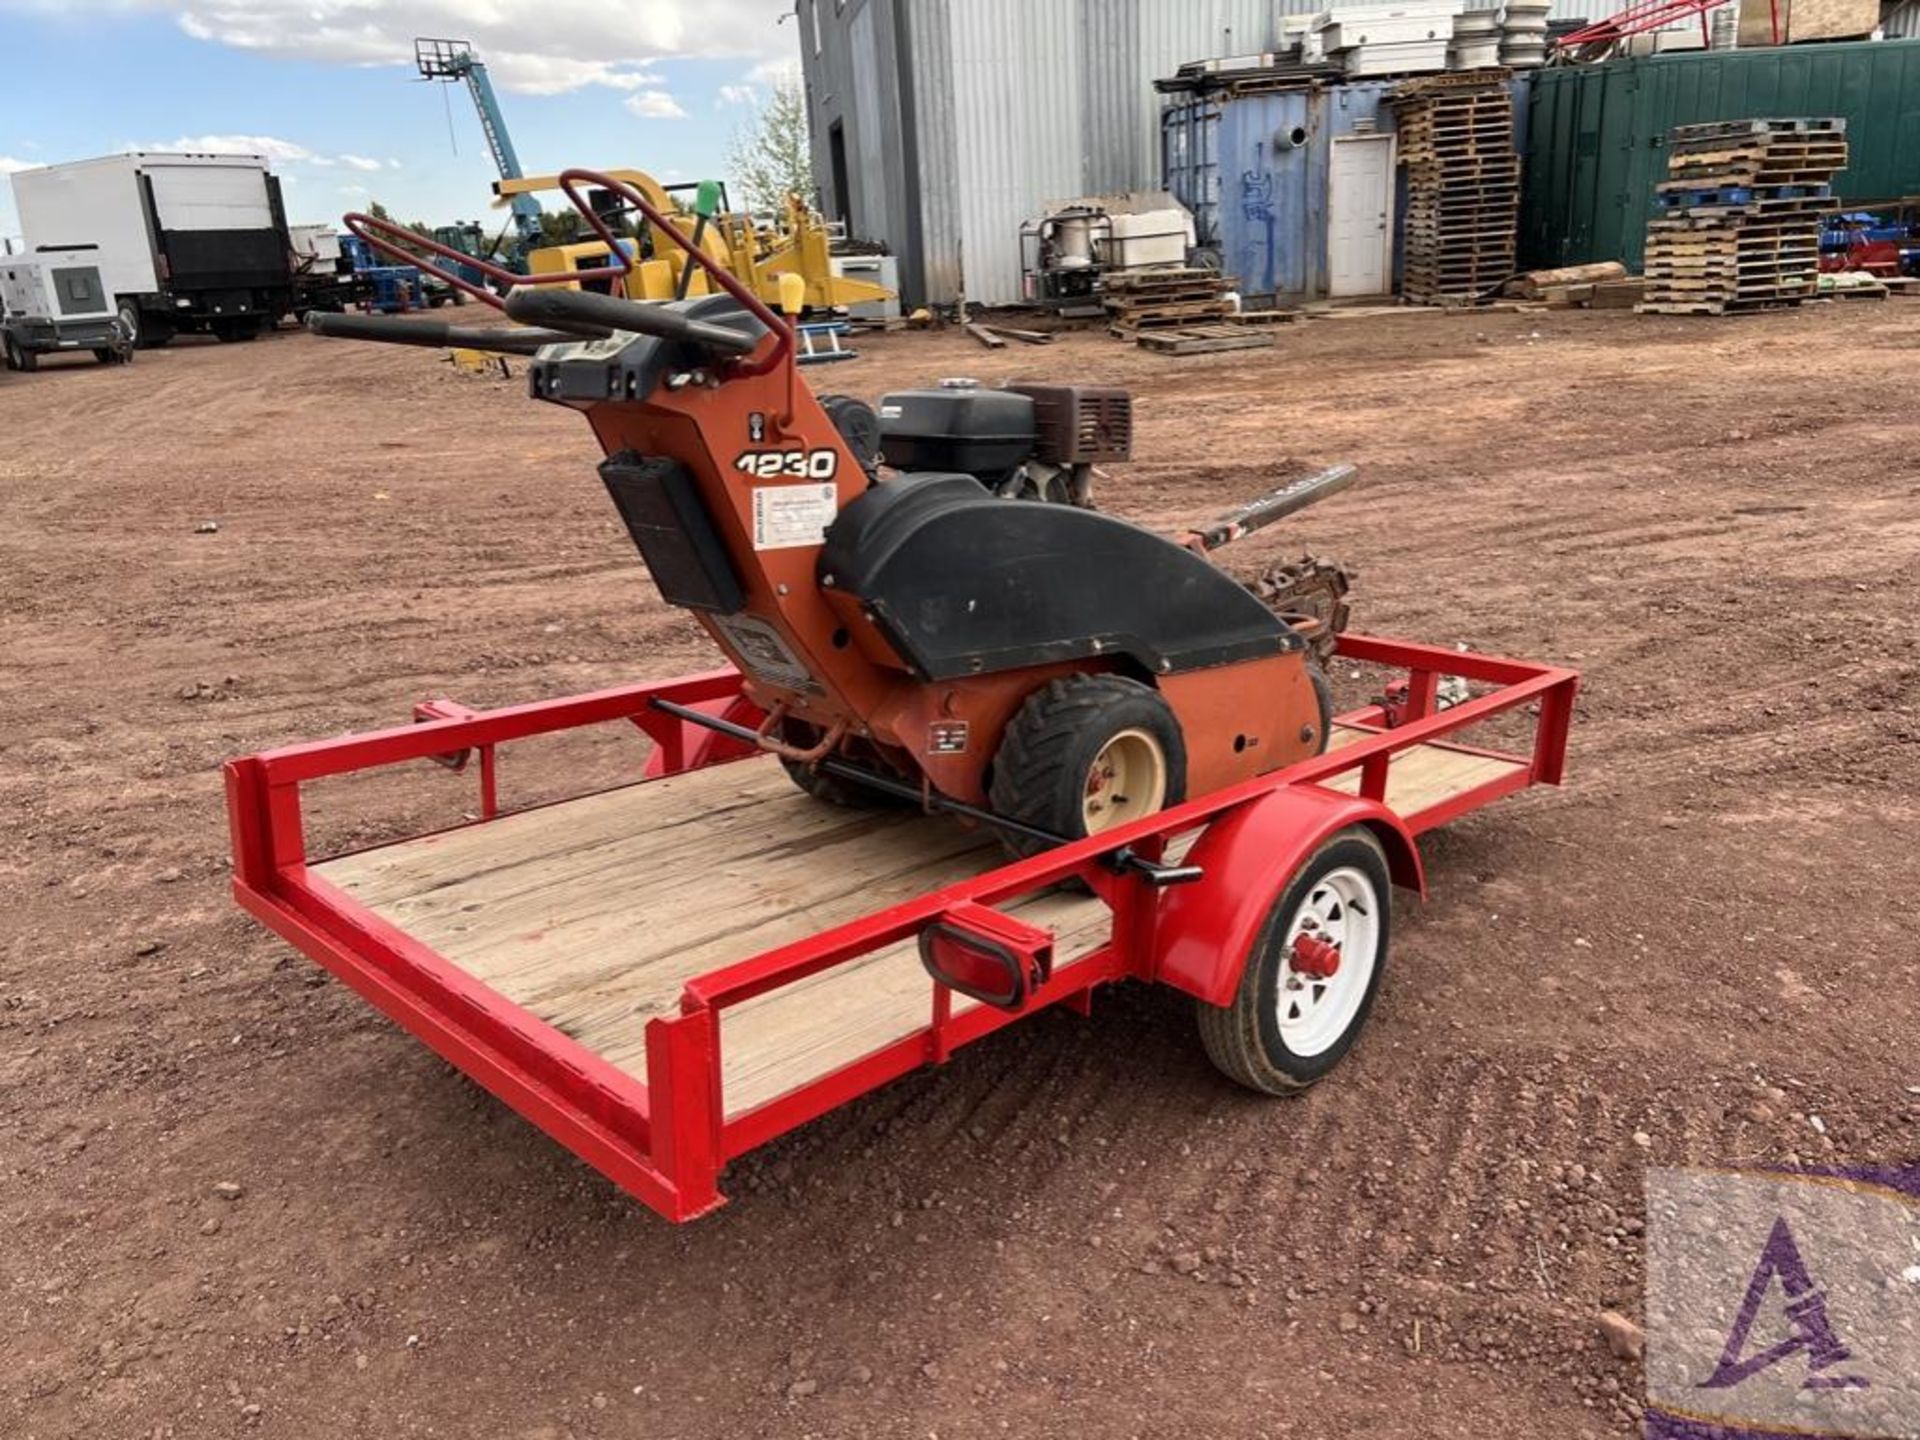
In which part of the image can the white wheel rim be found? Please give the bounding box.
[1081,727,1167,833]
[1275,865,1380,1058]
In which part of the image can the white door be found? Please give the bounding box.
[1328,135,1395,298]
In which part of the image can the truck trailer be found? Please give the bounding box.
[10,152,295,347]
[0,248,132,370]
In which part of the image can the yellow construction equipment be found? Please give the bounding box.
[493,170,893,312]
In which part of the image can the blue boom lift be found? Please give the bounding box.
[414,38,545,254]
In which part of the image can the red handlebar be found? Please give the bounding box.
[342,168,796,411]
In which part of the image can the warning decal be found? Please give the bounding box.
[751,483,838,551]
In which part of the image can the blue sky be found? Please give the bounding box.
[0,1,802,244]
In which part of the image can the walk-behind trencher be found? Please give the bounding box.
[225,171,1578,1221]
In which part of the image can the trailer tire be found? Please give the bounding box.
[6,336,37,373]
[777,721,913,809]
[117,301,143,348]
[988,674,1186,859]
[1197,826,1390,1094]
[1308,660,1333,755]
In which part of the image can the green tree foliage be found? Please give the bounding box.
[537,208,582,246]
[363,200,438,256]
[726,75,815,213]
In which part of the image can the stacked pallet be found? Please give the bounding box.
[1391,71,1520,305]
[1101,267,1232,338]
[1639,118,1847,316]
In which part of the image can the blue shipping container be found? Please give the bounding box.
[1163,77,1529,303]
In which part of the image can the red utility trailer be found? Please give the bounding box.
[226,634,1575,1222]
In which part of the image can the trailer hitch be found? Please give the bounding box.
[648,698,1203,887]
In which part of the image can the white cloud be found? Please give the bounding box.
[624,90,688,120]
[0,156,33,174]
[718,84,759,107]
[119,2,801,95]
[338,184,369,198]
[746,56,802,87]
[338,154,383,172]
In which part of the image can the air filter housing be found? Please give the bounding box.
[1004,383,1132,465]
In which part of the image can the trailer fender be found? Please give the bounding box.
[1153,787,1424,1007]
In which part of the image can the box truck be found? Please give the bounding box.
[0,248,133,370]
[10,152,295,347]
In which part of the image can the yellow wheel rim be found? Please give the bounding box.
[1081,728,1168,834]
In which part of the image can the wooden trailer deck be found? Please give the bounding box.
[314,728,1524,1118]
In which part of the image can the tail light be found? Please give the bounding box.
[919,902,1053,1012]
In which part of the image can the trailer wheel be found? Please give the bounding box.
[1197,826,1390,1094]
[117,300,142,348]
[988,674,1186,858]
[5,336,37,373]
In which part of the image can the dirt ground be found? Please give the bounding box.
[2,300,1917,1440]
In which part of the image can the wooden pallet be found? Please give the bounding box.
[1102,278,1227,303]
[1666,162,1847,187]
[1668,142,1849,167]
[1669,118,1845,142]
[1637,299,1807,316]
[1104,301,1233,330]
[1395,77,1518,310]
[1100,267,1219,292]
[1135,324,1276,356]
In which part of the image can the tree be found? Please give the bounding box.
[537,208,582,246]
[726,75,815,214]
[363,199,437,256]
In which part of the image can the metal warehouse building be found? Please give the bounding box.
[798,0,1919,308]
[798,0,1289,306]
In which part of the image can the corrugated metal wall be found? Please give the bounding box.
[933,0,1284,303]
[946,0,1087,304]
[1081,0,1281,195]
[1886,0,1920,38]
[807,0,1909,305]
[1521,38,1920,269]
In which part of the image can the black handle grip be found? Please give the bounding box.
[304,312,593,355]
[503,286,760,355]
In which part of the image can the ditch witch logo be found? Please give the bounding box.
[1644,1167,1920,1440]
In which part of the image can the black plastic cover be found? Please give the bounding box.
[530,295,767,407]
[877,387,1036,477]
[818,473,1297,680]
[599,451,744,614]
